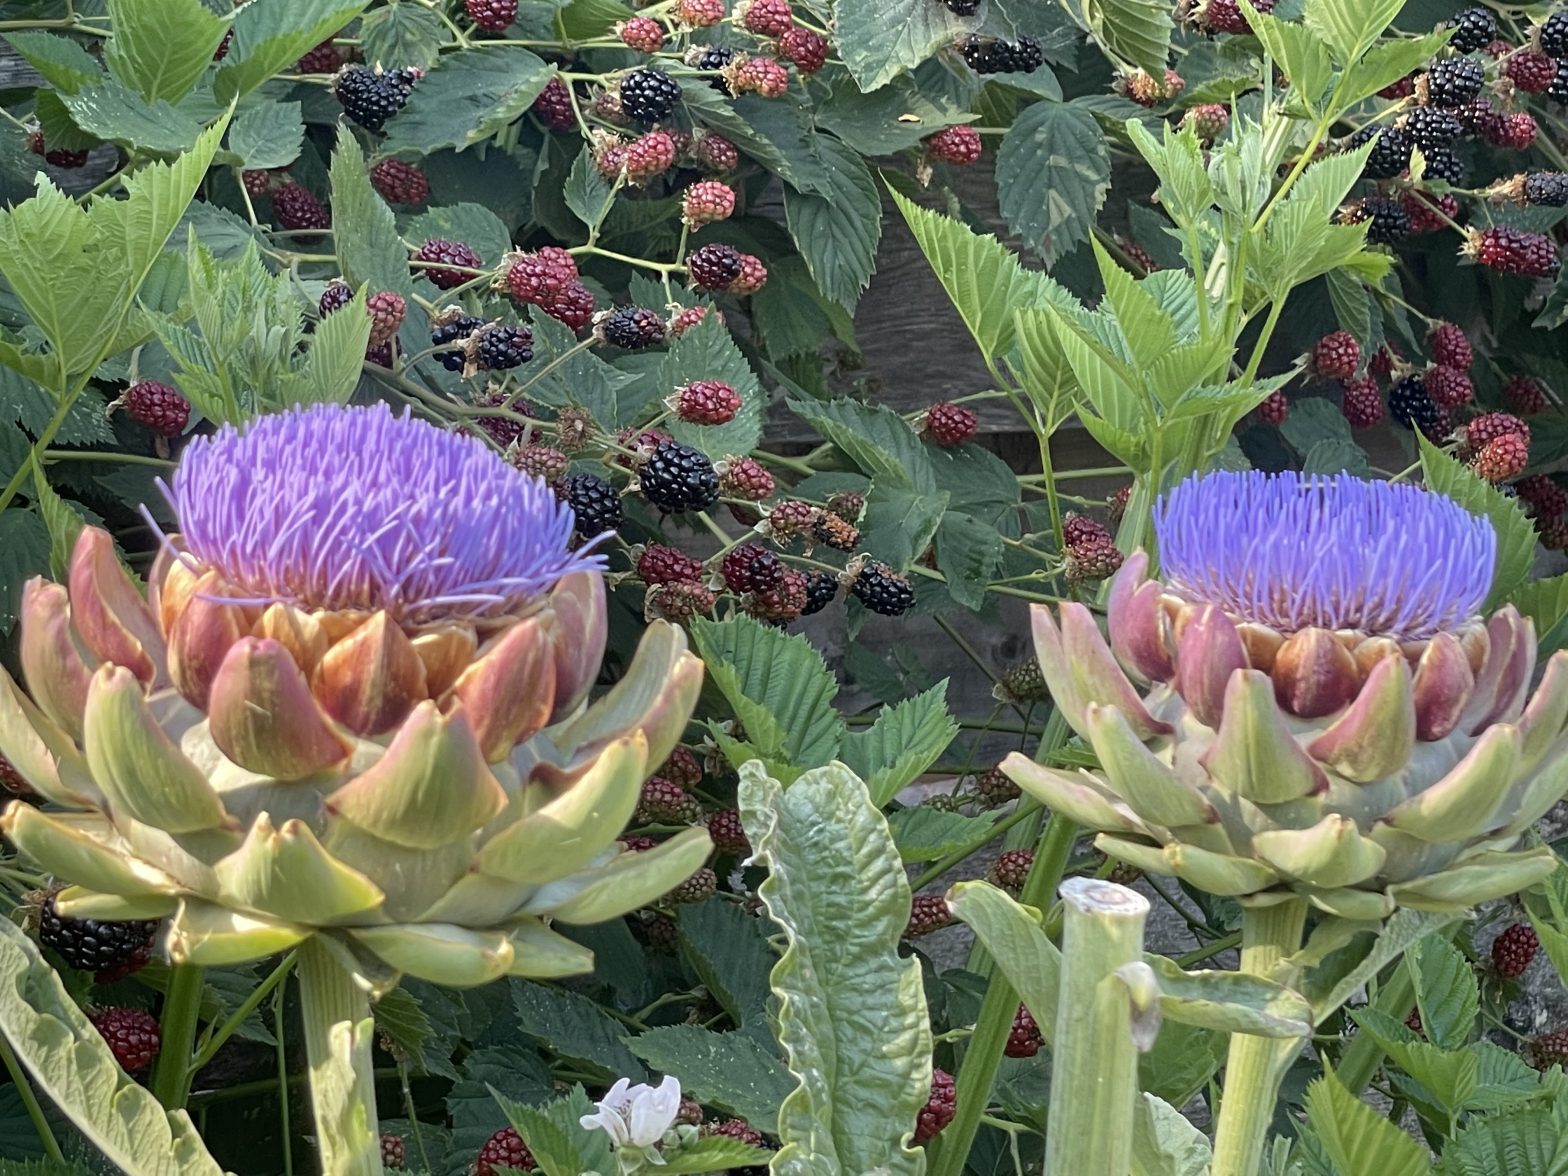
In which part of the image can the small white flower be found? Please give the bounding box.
[581,1075,683,1154]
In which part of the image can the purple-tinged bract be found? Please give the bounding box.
[165,403,604,625]
[1155,471,1494,640]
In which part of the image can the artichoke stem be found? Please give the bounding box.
[1044,878,1150,1176]
[150,964,204,1109]
[297,938,382,1176]
[1335,961,1416,1097]
[1211,898,1310,1176]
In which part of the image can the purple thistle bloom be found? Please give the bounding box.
[1154,471,1495,640]
[163,403,604,625]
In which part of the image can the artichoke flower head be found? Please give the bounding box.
[0,403,707,991]
[1006,470,1568,921]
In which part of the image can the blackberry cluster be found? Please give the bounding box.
[1350,126,1410,180]
[333,67,410,132]
[599,306,667,349]
[431,315,483,371]
[852,562,915,616]
[1423,57,1485,108]
[1527,172,1568,207]
[960,35,1043,74]
[1543,11,1568,57]
[620,68,681,124]
[1403,106,1462,152]
[563,473,623,537]
[1448,6,1496,53]
[1389,375,1441,434]
[38,893,157,976]
[474,325,533,371]
[640,441,720,513]
[801,571,838,616]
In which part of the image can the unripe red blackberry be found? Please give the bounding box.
[688,242,745,290]
[1528,1028,1568,1071]
[705,1118,765,1147]
[1257,389,1288,425]
[711,455,771,503]
[476,1127,537,1176]
[975,766,1021,807]
[1466,226,1561,278]
[0,750,32,798]
[730,56,791,98]
[1065,535,1124,586]
[638,775,697,823]
[1505,49,1558,93]
[1466,411,1530,453]
[598,306,668,349]
[370,158,428,206]
[1472,435,1530,483]
[657,746,702,791]
[502,247,578,307]
[380,1134,407,1171]
[1062,512,1112,550]
[1182,103,1230,140]
[1492,923,1540,978]
[115,380,189,438]
[619,15,667,52]
[273,182,329,231]
[1311,331,1360,379]
[673,379,743,425]
[914,1069,957,1144]
[692,131,741,172]
[465,0,517,30]
[1516,475,1568,522]
[626,130,677,182]
[682,180,736,228]
[541,281,596,331]
[594,138,630,182]
[731,253,768,294]
[366,290,406,346]
[779,26,827,72]
[1425,364,1474,409]
[988,849,1034,896]
[636,543,703,586]
[922,401,978,446]
[925,125,982,165]
[905,894,953,938]
[645,579,716,622]
[1490,110,1538,151]
[1107,483,1133,524]
[675,0,725,25]
[671,304,720,336]
[1506,374,1549,415]
[507,444,568,484]
[762,499,816,543]
[532,76,577,130]
[1369,342,1401,378]
[739,0,793,36]
[668,866,719,904]
[296,39,345,74]
[1341,376,1384,428]
[90,1008,161,1073]
[1403,190,1460,235]
[1379,75,1416,99]
[1427,322,1473,370]
[721,543,785,593]
[415,238,483,288]
[1005,1005,1043,1058]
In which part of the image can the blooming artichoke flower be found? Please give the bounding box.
[1005,471,1568,921]
[0,404,707,990]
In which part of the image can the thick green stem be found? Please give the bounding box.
[1045,879,1149,1176]
[297,938,381,1176]
[1336,965,1415,1097]
[1211,899,1309,1176]
[0,1033,64,1164]
[151,964,205,1109]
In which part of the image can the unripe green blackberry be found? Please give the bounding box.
[975,766,1021,807]
[996,658,1049,704]
[646,580,717,623]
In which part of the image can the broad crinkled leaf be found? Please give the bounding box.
[995,101,1110,262]
[629,1025,796,1130]
[782,138,883,312]
[382,45,554,153]
[834,0,971,93]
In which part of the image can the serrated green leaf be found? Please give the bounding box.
[227,98,303,170]
[4,31,101,94]
[31,465,84,582]
[329,131,414,295]
[786,395,937,492]
[491,1085,609,1176]
[858,481,947,570]
[1303,438,1371,476]
[359,2,444,71]
[659,314,763,458]
[676,899,776,1026]
[1245,8,1333,109]
[1439,1107,1568,1176]
[996,100,1109,262]
[1409,934,1479,1051]
[1303,909,1459,1023]
[816,78,970,156]
[1302,1066,1429,1176]
[511,982,644,1082]
[1280,395,1353,453]
[445,1043,556,1161]
[782,138,882,312]
[739,761,930,1174]
[659,1135,777,1175]
[216,0,372,103]
[299,283,371,405]
[628,1026,795,1131]
[401,203,513,267]
[689,616,844,776]
[1418,433,1539,609]
[1056,0,1173,75]
[885,805,998,863]
[1510,572,1568,656]
[557,0,635,40]
[1301,0,1410,69]
[839,681,958,805]
[382,45,554,154]
[0,918,225,1175]
[1340,32,1452,107]
[563,143,616,232]
[103,0,227,104]
[0,507,49,634]
[374,984,458,1081]
[834,0,972,92]
[59,78,204,153]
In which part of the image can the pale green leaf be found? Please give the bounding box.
[3,31,101,94]
[298,284,372,406]
[382,45,554,154]
[1439,1107,1568,1176]
[995,100,1110,262]
[628,1026,795,1131]
[1303,910,1459,1022]
[0,918,225,1175]
[1131,1093,1213,1176]
[658,1135,777,1174]
[216,0,373,103]
[1144,954,1313,1039]
[1302,1067,1429,1176]
[1419,433,1539,609]
[783,138,882,311]
[1340,32,1453,106]
[30,465,85,583]
[839,681,958,805]
[834,0,971,92]
[1510,572,1568,656]
[1056,0,1173,75]
[1244,8,1334,109]
[1409,934,1479,1051]
[945,880,1062,1043]
[1093,238,1174,371]
[103,0,227,104]
[1301,0,1409,68]
[739,761,930,1174]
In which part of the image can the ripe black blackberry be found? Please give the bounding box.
[599,306,667,349]
[1421,147,1466,186]
[695,46,737,93]
[37,892,157,977]
[1402,106,1462,152]
[333,67,407,132]
[1550,61,1568,104]
[563,473,623,537]
[1448,7,1496,54]
[1422,57,1484,108]
[640,441,720,513]
[801,571,837,616]
[688,242,745,291]
[852,561,915,616]
[620,68,681,124]
[475,325,533,371]
[431,315,483,371]
[1350,126,1411,179]
[1344,197,1411,245]
[1389,375,1441,434]
[1542,11,1568,57]
[960,34,1043,74]
[1527,172,1568,207]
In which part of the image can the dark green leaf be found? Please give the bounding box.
[4,31,101,94]
[359,2,444,71]
[103,0,228,105]
[995,100,1109,262]
[217,0,372,104]
[1418,433,1539,609]
[0,507,49,634]
[885,805,998,863]
[1409,934,1479,1051]
[511,981,645,1082]
[935,511,1007,609]
[562,144,617,233]
[782,138,882,312]
[815,79,970,156]
[330,131,414,295]
[858,481,948,571]
[227,98,303,171]
[1056,0,1173,74]
[628,1026,795,1130]
[382,46,554,154]
[557,0,634,40]
[785,396,937,492]
[400,202,512,270]
[835,0,972,92]
[676,899,776,1026]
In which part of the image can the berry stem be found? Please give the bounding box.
[0,1033,65,1165]
[188,951,298,1073]
[42,448,175,469]
[296,937,383,1176]
[151,963,206,1109]
[567,243,682,273]
[273,981,294,1176]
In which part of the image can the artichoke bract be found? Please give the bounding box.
[1005,471,1568,921]
[0,403,708,991]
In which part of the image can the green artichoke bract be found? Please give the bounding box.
[1004,470,1568,921]
[0,403,708,993]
